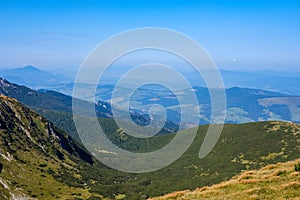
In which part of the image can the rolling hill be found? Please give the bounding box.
[93,84,300,124]
[1,94,299,199]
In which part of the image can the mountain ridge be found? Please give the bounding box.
[0,95,102,199]
[0,77,179,139]
[0,65,71,89]
[1,65,300,94]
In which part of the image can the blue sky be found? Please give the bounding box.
[1,0,300,72]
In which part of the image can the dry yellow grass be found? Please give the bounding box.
[149,158,300,200]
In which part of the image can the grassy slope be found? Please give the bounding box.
[0,95,103,199]
[149,158,300,200]
[76,121,300,199]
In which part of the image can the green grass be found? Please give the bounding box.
[73,121,300,199]
[0,150,100,199]
[0,95,103,199]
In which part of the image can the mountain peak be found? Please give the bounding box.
[21,65,40,71]
[0,65,69,88]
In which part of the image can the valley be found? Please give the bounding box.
[0,94,299,199]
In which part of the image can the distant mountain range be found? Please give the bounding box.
[1,65,300,95]
[187,69,300,95]
[0,65,71,89]
[1,76,300,127]
[92,84,300,125]
[1,66,300,125]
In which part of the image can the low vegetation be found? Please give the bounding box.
[295,162,300,172]
[150,158,300,200]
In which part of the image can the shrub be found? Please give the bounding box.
[276,170,287,176]
[295,162,300,172]
[39,164,47,168]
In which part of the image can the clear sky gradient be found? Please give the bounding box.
[1,0,299,71]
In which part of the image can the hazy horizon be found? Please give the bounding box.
[1,0,300,72]
[2,64,300,77]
